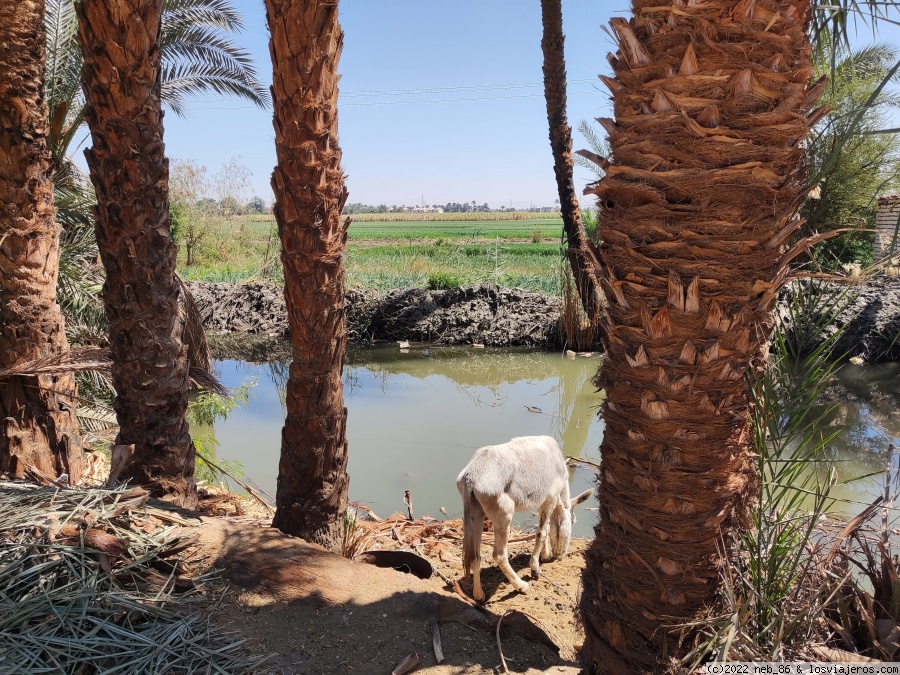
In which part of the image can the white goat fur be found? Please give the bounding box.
[456,435,592,601]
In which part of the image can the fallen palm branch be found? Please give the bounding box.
[0,480,269,673]
[0,346,228,397]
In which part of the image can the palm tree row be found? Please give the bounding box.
[2,0,349,538]
[1,0,268,505]
[5,0,900,671]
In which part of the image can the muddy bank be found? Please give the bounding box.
[186,277,900,360]
[778,277,900,362]
[186,280,565,348]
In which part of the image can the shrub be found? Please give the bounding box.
[427,272,461,290]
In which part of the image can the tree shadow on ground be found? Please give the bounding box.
[194,518,580,674]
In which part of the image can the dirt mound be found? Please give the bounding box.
[187,276,900,359]
[196,518,584,674]
[779,277,900,361]
[356,286,562,347]
[187,280,287,337]
[186,280,564,348]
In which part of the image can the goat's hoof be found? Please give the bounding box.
[516,581,530,594]
[530,566,541,580]
[473,590,485,603]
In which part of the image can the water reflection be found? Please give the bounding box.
[207,348,900,538]
[821,363,900,512]
[210,345,605,537]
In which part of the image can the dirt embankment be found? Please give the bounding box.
[186,281,565,348]
[777,277,900,362]
[186,277,900,359]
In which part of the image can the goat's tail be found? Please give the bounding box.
[460,482,485,576]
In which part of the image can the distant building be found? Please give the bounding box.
[876,196,900,258]
[411,206,443,213]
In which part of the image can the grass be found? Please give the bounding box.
[176,214,569,294]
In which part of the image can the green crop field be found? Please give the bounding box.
[177,214,568,294]
[348,219,564,241]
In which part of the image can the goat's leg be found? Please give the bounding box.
[491,499,529,594]
[461,489,486,602]
[530,506,552,579]
[471,548,484,602]
[541,532,553,562]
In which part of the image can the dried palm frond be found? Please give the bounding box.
[0,346,111,380]
[178,271,211,374]
[0,481,271,673]
[0,346,228,398]
[75,404,117,433]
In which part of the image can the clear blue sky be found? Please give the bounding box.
[160,0,626,209]
[157,1,900,210]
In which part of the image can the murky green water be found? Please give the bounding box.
[207,345,605,536]
[204,347,900,538]
[819,363,900,514]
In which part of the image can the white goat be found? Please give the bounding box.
[456,435,592,601]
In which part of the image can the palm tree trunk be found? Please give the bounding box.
[266,0,350,548]
[540,0,603,320]
[0,0,82,483]
[76,0,197,508]
[579,1,822,671]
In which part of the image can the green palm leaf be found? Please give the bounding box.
[46,0,269,348]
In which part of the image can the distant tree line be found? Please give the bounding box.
[342,201,553,214]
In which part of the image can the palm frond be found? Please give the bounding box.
[161,60,269,114]
[177,273,211,375]
[76,405,118,433]
[0,347,113,381]
[0,347,228,398]
[162,0,245,32]
[810,0,900,105]
[575,119,610,179]
[159,0,270,113]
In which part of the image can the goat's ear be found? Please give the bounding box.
[571,489,593,507]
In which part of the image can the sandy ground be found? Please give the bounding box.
[192,516,588,674]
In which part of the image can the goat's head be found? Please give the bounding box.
[548,488,593,558]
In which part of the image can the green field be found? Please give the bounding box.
[348,219,564,241]
[177,214,568,295]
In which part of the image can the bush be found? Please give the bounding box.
[427,272,461,290]
[530,228,544,243]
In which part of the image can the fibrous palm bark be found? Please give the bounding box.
[76,0,197,508]
[579,1,823,671]
[266,0,350,548]
[540,0,604,320]
[0,0,82,483]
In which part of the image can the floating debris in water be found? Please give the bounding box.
[849,356,865,365]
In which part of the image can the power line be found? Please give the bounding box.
[182,78,599,104]
[184,88,600,111]
[339,79,598,98]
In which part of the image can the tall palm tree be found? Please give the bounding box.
[75,0,197,507]
[47,0,268,347]
[573,1,890,671]
[540,0,603,320]
[0,1,82,483]
[265,0,350,548]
